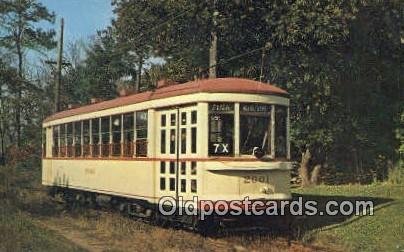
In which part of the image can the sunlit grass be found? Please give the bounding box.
[0,202,84,252]
[294,184,404,251]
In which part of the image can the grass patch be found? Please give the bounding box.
[294,184,404,251]
[0,201,84,252]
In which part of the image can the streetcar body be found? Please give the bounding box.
[42,78,291,219]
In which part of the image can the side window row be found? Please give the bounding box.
[51,111,148,158]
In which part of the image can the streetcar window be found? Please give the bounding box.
[191,179,197,193]
[91,118,100,157]
[181,128,186,154]
[169,161,175,174]
[169,178,175,191]
[123,113,134,157]
[191,161,197,175]
[180,162,186,175]
[101,117,110,157]
[161,114,166,127]
[170,113,176,126]
[169,129,176,154]
[135,110,148,157]
[191,111,197,124]
[83,120,90,157]
[160,130,166,154]
[181,112,186,125]
[52,125,59,157]
[66,123,73,157]
[59,124,66,157]
[160,161,166,173]
[181,179,186,192]
[191,127,197,153]
[240,103,272,156]
[160,177,166,190]
[74,121,82,157]
[208,103,234,156]
[275,106,287,158]
[112,115,121,156]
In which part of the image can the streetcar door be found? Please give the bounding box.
[156,106,198,201]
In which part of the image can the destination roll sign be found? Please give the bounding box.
[240,103,272,113]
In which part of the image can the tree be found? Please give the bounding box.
[0,59,18,163]
[0,0,56,147]
[62,27,137,106]
[112,0,164,90]
[62,0,401,185]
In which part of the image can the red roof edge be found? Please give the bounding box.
[44,78,288,123]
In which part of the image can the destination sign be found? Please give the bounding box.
[209,103,234,112]
[241,103,271,113]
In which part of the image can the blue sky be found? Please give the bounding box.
[33,1,163,68]
[39,0,114,43]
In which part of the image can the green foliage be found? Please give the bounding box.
[397,109,404,155]
[0,0,56,51]
[388,164,404,185]
[0,0,56,148]
[1,0,401,184]
[66,0,401,182]
[62,27,137,106]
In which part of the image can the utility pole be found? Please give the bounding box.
[209,0,218,79]
[46,18,70,112]
[259,42,272,82]
[55,18,64,112]
[259,48,265,82]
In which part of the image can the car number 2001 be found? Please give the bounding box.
[243,175,270,184]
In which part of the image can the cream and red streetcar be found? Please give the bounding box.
[42,77,291,231]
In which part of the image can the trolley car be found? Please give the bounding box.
[42,77,291,230]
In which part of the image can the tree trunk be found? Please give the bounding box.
[310,164,322,185]
[16,38,23,148]
[209,0,218,79]
[135,56,143,93]
[299,148,311,187]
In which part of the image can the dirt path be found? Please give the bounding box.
[27,205,325,252]
[32,215,325,252]
[34,218,107,252]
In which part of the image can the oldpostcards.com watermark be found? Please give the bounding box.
[158,196,374,220]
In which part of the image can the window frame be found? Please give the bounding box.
[208,103,235,156]
[135,110,148,157]
[239,103,272,157]
[205,102,289,160]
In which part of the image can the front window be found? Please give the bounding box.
[207,102,288,159]
[209,103,234,156]
[240,103,272,156]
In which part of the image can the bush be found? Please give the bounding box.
[387,161,404,185]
